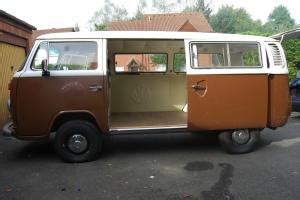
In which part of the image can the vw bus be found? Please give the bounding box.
[4,31,290,162]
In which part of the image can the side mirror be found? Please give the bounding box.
[41,59,50,77]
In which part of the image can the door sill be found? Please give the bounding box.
[109,125,188,135]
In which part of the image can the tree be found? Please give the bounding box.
[265,5,295,34]
[264,5,297,81]
[134,0,148,20]
[174,53,186,72]
[240,20,272,36]
[183,0,212,19]
[150,54,167,65]
[210,5,269,34]
[282,39,300,81]
[90,0,128,30]
[152,0,176,13]
[210,6,235,33]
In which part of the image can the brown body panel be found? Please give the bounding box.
[268,74,291,128]
[188,74,269,131]
[10,78,18,128]
[12,73,290,138]
[15,75,108,138]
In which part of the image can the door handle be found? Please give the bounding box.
[89,85,102,92]
[192,84,206,91]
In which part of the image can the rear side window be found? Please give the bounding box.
[191,42,261,68]
[230,43,261,67]
[31,41,98,70]
[114,53,167,73]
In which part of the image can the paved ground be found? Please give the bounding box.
[1,115,300,200]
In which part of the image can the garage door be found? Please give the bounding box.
[0,43,26,127]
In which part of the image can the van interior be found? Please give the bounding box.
[107,39,187,130]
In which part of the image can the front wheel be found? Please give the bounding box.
[218,129,260,154]
[54,120,103,162]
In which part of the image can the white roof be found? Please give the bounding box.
[37,31,276,42]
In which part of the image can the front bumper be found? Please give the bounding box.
[2,121,14,137]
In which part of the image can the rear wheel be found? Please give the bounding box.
[54,120,102,162]
[218,129,260,154]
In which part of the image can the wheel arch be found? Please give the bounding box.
[49,111,100,133]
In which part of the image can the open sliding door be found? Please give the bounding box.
[185,40,269,131]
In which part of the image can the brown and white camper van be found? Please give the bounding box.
[4,31,290,162]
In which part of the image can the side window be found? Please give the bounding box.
[114,53,167,73]
[173,53,186,72]
[192,43,228,68]
[229,43,261,67]
[48,42,98,70]
[191,42,261,68]
[31,42,48,70]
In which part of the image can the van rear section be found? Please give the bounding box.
[268,74,291,128]
[266,42,291,128]
[185,40,290,131]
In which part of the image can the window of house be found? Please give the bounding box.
[173,53,186,72]
[191,42,261,68]
[114,53,167,73]
[31,41,98,70]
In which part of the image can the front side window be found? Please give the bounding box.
[114,53,167,73]
[31,41,98,71]
[191,42,261,68]
[31,42,48,70]
[48,42,97,70]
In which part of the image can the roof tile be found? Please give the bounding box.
[108,12,212,32]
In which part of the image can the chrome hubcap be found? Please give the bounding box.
[67,134,88,154]
[232,129,250,145]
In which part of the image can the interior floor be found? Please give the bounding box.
[110,111,187,130]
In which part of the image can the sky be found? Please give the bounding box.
[1,0,300,31]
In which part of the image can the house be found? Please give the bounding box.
[115,54,162,72]
[0,10,36,127]
[108,12,213,32]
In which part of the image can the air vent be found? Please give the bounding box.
[268,43,283,66]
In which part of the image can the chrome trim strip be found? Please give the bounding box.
[109,125,188,133]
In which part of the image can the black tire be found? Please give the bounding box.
[218,129,260,154]
[54,120,102,163]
